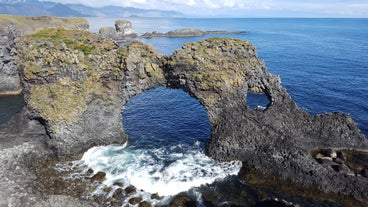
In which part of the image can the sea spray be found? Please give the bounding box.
[78,87,242,204]
[81,144,242,198]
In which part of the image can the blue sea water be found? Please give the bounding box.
[87,17,368,136]
[1,18,367,205]
[81,87,242,202]
[78,18,368,206]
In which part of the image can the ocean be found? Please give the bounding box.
[1,18,368,206]
[86,17,368,136]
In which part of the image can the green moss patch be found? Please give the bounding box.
[16,28,124,132]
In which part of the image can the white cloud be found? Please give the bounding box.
[187,0,196,6]
[202,0,219,9]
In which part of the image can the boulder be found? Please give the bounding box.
[99,26,119,40]
[98,20,137,41]
[166,195,196,207]
[139,201,152,207]
[129,197,142,205]
[125,186,137,196]
[115,20,136,37]
[112,188,123,200]
[91,171,106,182]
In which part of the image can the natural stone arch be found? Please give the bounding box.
[15,29,368,205]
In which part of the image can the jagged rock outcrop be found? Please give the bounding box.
[1,28,367,206]
[115,20,135,37]
[15,28,164,156]
[0,15,89,95]
[141,28,245,38]
[167,39,368,206]
[99,20,137,41]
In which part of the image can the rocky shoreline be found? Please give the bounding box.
[141,28,245,38]
[0,16,367,206]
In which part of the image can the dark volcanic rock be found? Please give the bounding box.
[91,171,106,182]
[166,38,368,205]
[129,197,143,205]
[252,198,297,207]
[125,185,137,196]
[112,188,123,200]
[139,201,152,207]
[14,28,129,156]
[166,194,196,207]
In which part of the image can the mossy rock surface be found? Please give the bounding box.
[167,38,263,108]
[15,28,164,151]
[16,28,122,132]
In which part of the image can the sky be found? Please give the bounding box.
[42,0,368,17]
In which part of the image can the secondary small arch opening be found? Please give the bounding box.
[246,90,271,111]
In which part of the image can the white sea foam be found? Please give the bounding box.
[81,144,242,197]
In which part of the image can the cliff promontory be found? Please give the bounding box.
[0,25,367,206]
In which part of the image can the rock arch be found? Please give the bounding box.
[15,29,368,205]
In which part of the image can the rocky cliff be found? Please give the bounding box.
[1,27,367,206]
[167,39,368,205]
[0,15,89,95]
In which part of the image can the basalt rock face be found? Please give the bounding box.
[168,38,368,205]
[0,15,89,95]
[15,28,165,156]
[8,29,368,206]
